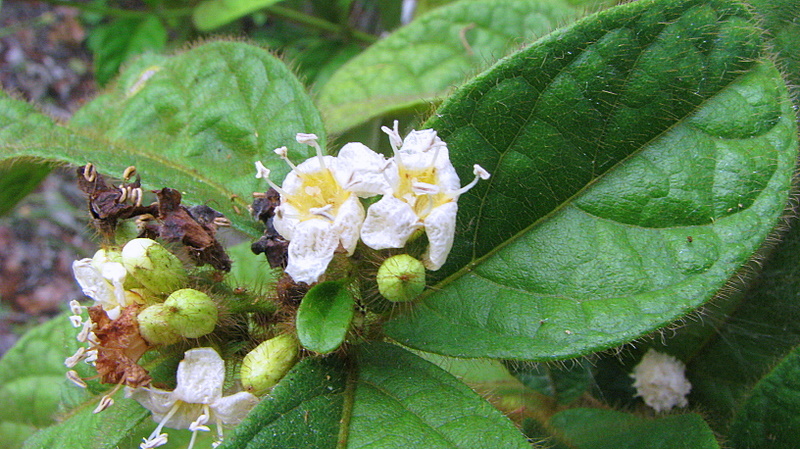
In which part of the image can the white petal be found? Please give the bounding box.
[285,219,339,284]
[422,202,457,270]
[101,261,129,308]
[434,154,461,193]
[334,142,390,197]
[399,129,441,155]
[211,391,259,425]
[273,203,300,241]
[162,402,206,430]
[126,386,177,417]
[361,196,421,250]
[173,348,225,404]
[293,154,338,176]
[333,195,365,256]
[72,259,117,309]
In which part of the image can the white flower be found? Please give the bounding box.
[255,134,387,284]
[127,348,259,449]
[630,348,692,412]
[361,121,490,270]
[72,250,137,319]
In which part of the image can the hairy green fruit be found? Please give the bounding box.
[121,238,187,296]
[376,254,426,302]
[241,334,299,396]
[163,288,218,338]
[137,304,181,345]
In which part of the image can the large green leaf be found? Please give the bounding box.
[220,356,347,449]
[0,315,83,448]
[347,342,530,449]
[0,159,51,216]
[0,41,324,236]
[21,393,150,449]
[749,0,800,94]
[385,0,799,360]
[317,0,578,134]
[539,408,719,449]
[0,314,150,449]
[683,214,800,430]
[728,344,800,449]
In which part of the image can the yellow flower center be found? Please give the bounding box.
[286,169,350,221]
[395,166,452,219]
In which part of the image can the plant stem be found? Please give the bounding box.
[265,5,378,44]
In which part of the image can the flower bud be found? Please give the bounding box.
[163,288,218,338]
[92,248,123,267]
[376,254,426,302]
[121,238,187,296]
[241,334,299,396]
[137,303,181,345]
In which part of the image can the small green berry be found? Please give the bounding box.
[241,334,299,396]
[376,254,426,302]
[121,238,187,296]
[163,288,218,338]
[137,304,181,345]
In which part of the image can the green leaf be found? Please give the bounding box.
[192,0,282,32]
[296,280,355,354]
[87,17,167,86]
[728,344,800,449]
[22,393,150,449]
[684,215,800,429]
[0,41,325,236]
[0,159,51,216]
[220,356,347,449]
[348,342,530,449]
[385,0,799,360]
[317,0,578,134]
[541,408,719,449]
[0,315,83,448]
[749,0,800,94]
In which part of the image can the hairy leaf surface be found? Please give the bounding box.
[347,342,530,449]
[318,0,578,134]
[728,345,800,449]
[0,42,324,236]
[386,0,799,360]
[220,356,346,449]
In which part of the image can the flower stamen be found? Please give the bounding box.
[452,164,491,197]
[65,347,87,368]
[296,133,326,170]
[66,370,88,388]
[309,204,335,221]
[255,161,290,197]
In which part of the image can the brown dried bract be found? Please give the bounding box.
[76,165,155,239]
[251,188,289,269]
[144,188,232,271]
[88,304,151,388]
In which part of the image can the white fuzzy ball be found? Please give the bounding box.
[630,348,692,412]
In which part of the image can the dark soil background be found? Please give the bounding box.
[0,1,99,355]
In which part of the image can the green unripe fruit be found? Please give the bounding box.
[376,254,426,302]
[163,288,218,338]
[121,238,187,296]
[137,304,181,345]
[241,334,299,396]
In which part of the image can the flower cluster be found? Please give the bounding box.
[255,122,489,284]
[630,349,692,412]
